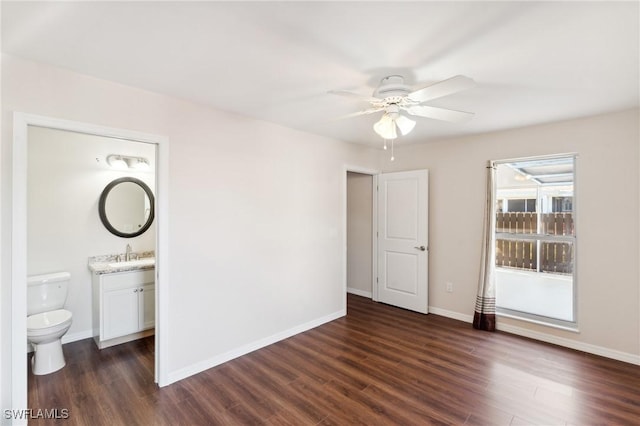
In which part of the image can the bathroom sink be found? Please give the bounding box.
[107,258,155,269]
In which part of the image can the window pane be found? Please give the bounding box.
[495,267,573,322]
[496,212,537,233]
[494,155,575,324]
[540,241,574,274]
[496,239,537,271]
[540,212,574,236]
[509,199,525,212]
[552,197,573,212]
[504,198,537,212]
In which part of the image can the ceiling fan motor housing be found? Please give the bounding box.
[386,103,400,119]
[373,75,411,100]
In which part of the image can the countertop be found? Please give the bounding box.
[88,251,155,274]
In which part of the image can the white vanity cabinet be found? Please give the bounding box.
[92,269,155,349]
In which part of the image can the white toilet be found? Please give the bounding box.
[27,272,73,375]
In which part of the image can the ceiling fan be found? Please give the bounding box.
[329,75,476,141]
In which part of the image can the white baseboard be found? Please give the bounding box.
[167,309,346,385]
[428,306,473,323]
[496,322,640,365]
[347,287,372,298]
[62,329,94,345]
[428,306,640,366]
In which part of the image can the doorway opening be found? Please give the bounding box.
[346,171,375,299]
[345,168,430,314]
[11,113,169,414]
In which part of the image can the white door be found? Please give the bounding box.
[376,170,429,313]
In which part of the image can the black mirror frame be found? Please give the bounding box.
[99,177,155,238]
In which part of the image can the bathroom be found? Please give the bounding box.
[26,125,156,375]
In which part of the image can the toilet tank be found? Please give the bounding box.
[27,272,71,316]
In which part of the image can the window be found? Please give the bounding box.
[494,155,576,326]
[500,198,537,213]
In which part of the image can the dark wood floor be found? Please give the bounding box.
[29,294,640,425]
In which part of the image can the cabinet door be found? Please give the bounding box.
[103,287,140,339]
[140,284,155,330]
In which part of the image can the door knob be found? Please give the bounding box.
[414,245,426,251]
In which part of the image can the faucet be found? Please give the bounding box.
[125,244,132,261]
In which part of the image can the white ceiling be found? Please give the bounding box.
[2,1,639,147]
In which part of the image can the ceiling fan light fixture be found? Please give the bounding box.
[395,114,416,136]
[373,114,397,140]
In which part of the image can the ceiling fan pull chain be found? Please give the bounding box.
[391,139,395,162]
[383,139,387,150]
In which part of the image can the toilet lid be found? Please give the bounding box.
[27,309,72,330]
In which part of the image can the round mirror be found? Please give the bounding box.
[99,177,155,238]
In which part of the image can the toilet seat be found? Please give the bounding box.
[27,309,72,336]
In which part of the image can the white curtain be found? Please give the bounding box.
[474,162,496,331]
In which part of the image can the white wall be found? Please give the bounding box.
[381,109,640,361]
[1,54,380,404]
[27,126,156,342]
[346,172,373,297]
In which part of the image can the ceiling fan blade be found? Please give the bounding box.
[328,90,382,104]
[407,75,475,103]
[336,107,384,120]
[404,105,474,123]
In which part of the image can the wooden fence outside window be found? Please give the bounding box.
[495,212,574,274]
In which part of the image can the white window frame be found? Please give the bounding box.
[494,154,578,329]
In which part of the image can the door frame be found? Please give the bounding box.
[11,113,170,416]
[344,165,380,306]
